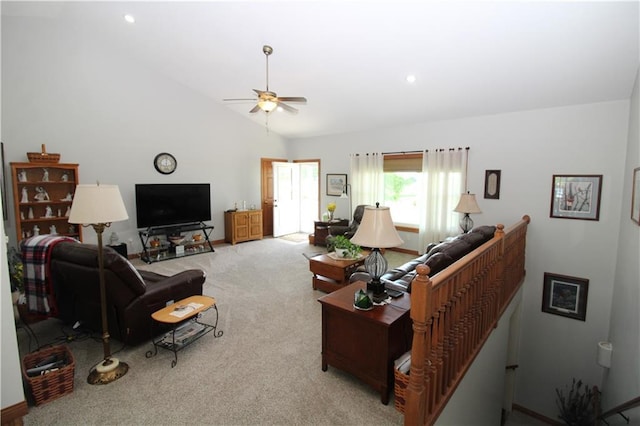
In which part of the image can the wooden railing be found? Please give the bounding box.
[599,396,640,425]
[404,215,531,426]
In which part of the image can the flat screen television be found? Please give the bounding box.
[135,183,211,229]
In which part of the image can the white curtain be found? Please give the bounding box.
[350,153,384,209]
[418,148,467,252]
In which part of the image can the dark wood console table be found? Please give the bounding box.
[313,219,349,246]
[317,281,412,404]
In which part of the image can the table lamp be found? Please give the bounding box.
[69,183,129,385]
[453,191,482,233]
[350,203,404,303]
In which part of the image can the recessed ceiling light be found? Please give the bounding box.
[406,74,417,84]
[124,14,136,24]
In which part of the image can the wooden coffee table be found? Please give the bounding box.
[146,295,223,367]
[308,252,368,293]
[317,281,412,404]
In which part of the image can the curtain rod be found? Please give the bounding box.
[382,147,470,155]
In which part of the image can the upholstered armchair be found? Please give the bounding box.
[49,242,205,345]
[326,205,366,250]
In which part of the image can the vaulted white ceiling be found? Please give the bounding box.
[3,1,639,139]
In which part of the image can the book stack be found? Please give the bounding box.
[159,321,207,349]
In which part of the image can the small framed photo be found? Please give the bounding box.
[542,272,589,321]
[550,174,602,221]
[484,170,501,199]
[632,167,640,225]
[326,174,347,196]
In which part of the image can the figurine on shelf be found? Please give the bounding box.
[20,211,25,220]
[61,172,69,182]
[57,208,62,217]
[33,186,50,201]
[49,225,57,235]
[21,187,29,203]
[65,206,71,216]
[33,225,40,236]
[42,168,49,182]
[18,170,28,182]
[44,205,53,218]
[28,207,34,219]
[60,192,73,201]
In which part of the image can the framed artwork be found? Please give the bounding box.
[542,273,589,321]
[632,167,640,225]
[484,170,501,199]
[550,174,602,221]
[326,174,347,196]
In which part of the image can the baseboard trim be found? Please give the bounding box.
[512,403,562,425]
[1,400,28,426]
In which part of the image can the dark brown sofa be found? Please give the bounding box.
[49,241,205,345]
[352,226,496,292]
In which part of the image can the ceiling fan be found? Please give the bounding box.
[223,45,307,114]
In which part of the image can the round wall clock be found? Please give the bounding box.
[154,152,177,174]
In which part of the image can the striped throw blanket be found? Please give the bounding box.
[22,235,79,316]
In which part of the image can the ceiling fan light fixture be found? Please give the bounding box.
[258,99,278,113]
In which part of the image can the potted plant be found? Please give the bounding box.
[8,247,24,321]
[556,378,599,426]
[332,235,361,259]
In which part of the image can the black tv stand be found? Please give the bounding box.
[139,222,215,264]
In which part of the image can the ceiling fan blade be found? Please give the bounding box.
[277,97,307,103]
[249,104,261,113]
[223,98,257,102]
[277,102,299,114]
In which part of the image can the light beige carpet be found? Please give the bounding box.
[17,238,415,425]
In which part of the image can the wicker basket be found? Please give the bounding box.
[22,345,75,406]
[27,144,60,163]
[394,367,409,413]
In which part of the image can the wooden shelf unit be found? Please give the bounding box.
[10,162,82,243]
[224,210,263,244]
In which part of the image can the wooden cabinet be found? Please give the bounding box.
[318,281,412,405]
[224,210,263,244]
[11,162,83,243]
[313,219,349,246]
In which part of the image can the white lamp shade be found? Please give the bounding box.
[258,99,278,113]
[454,193,482,214]
[350,205,404,248]
[69,184,128,225]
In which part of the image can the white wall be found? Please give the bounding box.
[602,69,640,411]
[290,100,631,419]
[2,10,637,422]
[1,15,289,252]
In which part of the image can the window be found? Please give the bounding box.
[383,154,422,226]
[383,172,422,225]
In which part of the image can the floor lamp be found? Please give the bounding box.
[340,184,352,221]
[69,183,129,385]
[350,203,404,303]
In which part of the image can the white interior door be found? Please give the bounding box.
[273,162,300,237]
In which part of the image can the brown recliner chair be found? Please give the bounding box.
[49,241,206,346]
[326,205,366,249]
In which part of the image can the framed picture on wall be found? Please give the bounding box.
[550,174,602,221]
[542,273,589,321]
[484,170,501,199]
[326,174,347,196]
[632,167,640,225]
